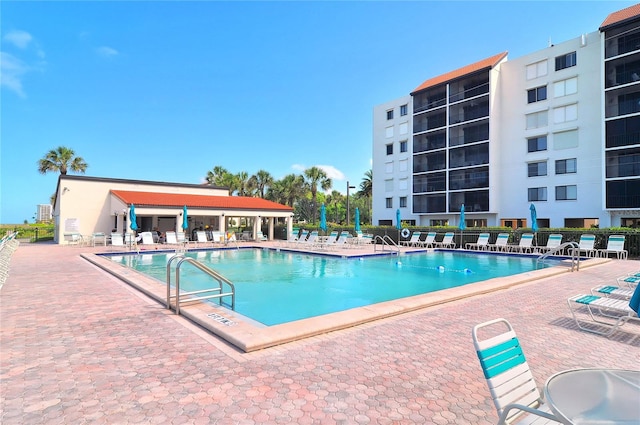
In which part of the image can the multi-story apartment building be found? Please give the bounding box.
[373,3,640,229]
[36,204,52,223]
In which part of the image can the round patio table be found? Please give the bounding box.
[543,368,640,425]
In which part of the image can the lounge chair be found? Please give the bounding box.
[110,233,124,249]
[191,230,210,246]
[176,232,187,244]
[139,231,156,245]
[288,230,309,248]
[326,232,350,250]
[165,231,177,244]
[256,231,267,241]
[567,285,640,336]
[537,234,563,254]
[465,233,490,251]
[507,233,534,253]
[417,231,437,248]
[597,235,628,260]
[472,318,560,425]
[400,231,421,247]
[617,275,640,288]
[573,234,597,258]
[591,285,635,299]
[434,232,455,249]
[487,233,510,252]
[298,230,318,248]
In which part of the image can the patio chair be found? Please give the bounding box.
[434,232,456,249]
[567,285,640,336]
[400,231,421,247]
[472,318,560,425]
[597,235,628,260]
[537,234,563,254]
[573,234,597,258]
[507,233,534,253]
[164,231,179,246]
[139,231,156,245]
[487,233,510,252]
[298,230,318,248]
[110,232,124,249]
[256,231,268,241]
[591,285,635,299]
[417,231,437,248]
[617,275,640,288]
[465,233,490,251]
[176,232,187,244]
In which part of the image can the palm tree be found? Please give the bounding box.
[267,174,305,207]
[360,169,372,198]
[205,165,229,186]
[37,146,88,175]
[249,169,274,198]
[304,166,332,224]
[235,171,250,196]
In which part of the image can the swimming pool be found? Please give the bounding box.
[107,248,551,326]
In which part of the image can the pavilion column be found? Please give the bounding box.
[253,216,260,240]
[287,215,293,240]
[268,217,274,240]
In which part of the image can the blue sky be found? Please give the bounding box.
[1,1,634,224]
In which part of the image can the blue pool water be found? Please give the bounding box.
[107,248,550,326]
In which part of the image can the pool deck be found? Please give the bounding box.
[2,241,639,424]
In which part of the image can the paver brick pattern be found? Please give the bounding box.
[1,243,639,424]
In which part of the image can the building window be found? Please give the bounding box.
[386,143,393,155]
[385,197,393,208]
[398,178,408,190]
[554,77,577,97]
[384,179,394,192]
[555,51,577,71]
[526,111,548,129]
[527,86,547,103]
[387,109,394,120]
[385,161,393,173]
[553,104,577,124]
[556,158,577,174]
[399,197,407,208]
[556,185,577,200]
[400,104,408,116]
[400,140,408,153]
[526,60,548,80]
[385,126,393,138]
[528,161,548,177]
[528,187,547,202]
[527,136,547,152]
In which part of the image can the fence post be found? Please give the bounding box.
[35,228,39,242]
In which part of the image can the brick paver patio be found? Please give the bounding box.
[1,243,639,424]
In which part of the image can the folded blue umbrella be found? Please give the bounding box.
[629,284,640,314]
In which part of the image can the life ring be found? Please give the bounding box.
[401,228,410,238]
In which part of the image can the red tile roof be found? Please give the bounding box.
[600,3,640,29]
[111,190,293,212]
[411,52,508,94]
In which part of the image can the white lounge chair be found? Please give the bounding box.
[192,230,210,246]
[165,231,178,245]
[465,233,490,251]
[574,234,597,258]
[417,231,437,248]
[537,234,563,254]
[139,231,156,245]
[287,229,309,248]
[591,285,635,299]
[487,233,510,252]
[472,318,560,425]
[568,287,640,336]
[299,231,318,248]
[508,233,534,253]
[256,231,267,241]
[110,233,124,249]
[434,232,455,249]
[597,235,628,260]
[400,231,421,247]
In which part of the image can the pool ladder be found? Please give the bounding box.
[373,235,400,254]
[536,241,580,271]
[166,253,235,315]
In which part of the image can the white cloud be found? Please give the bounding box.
[0,52,27,97]
[97,46,118,57]
[290,163,345,181]
[4,30,32,49]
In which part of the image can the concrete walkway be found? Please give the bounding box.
[1,243,639,424]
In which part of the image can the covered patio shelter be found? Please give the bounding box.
[52,175,294,244]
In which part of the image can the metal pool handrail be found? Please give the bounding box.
[373,235,400,254]
[536,241,580,271]
[166,253,235,315]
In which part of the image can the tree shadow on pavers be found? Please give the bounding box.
[549,316,640,347]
